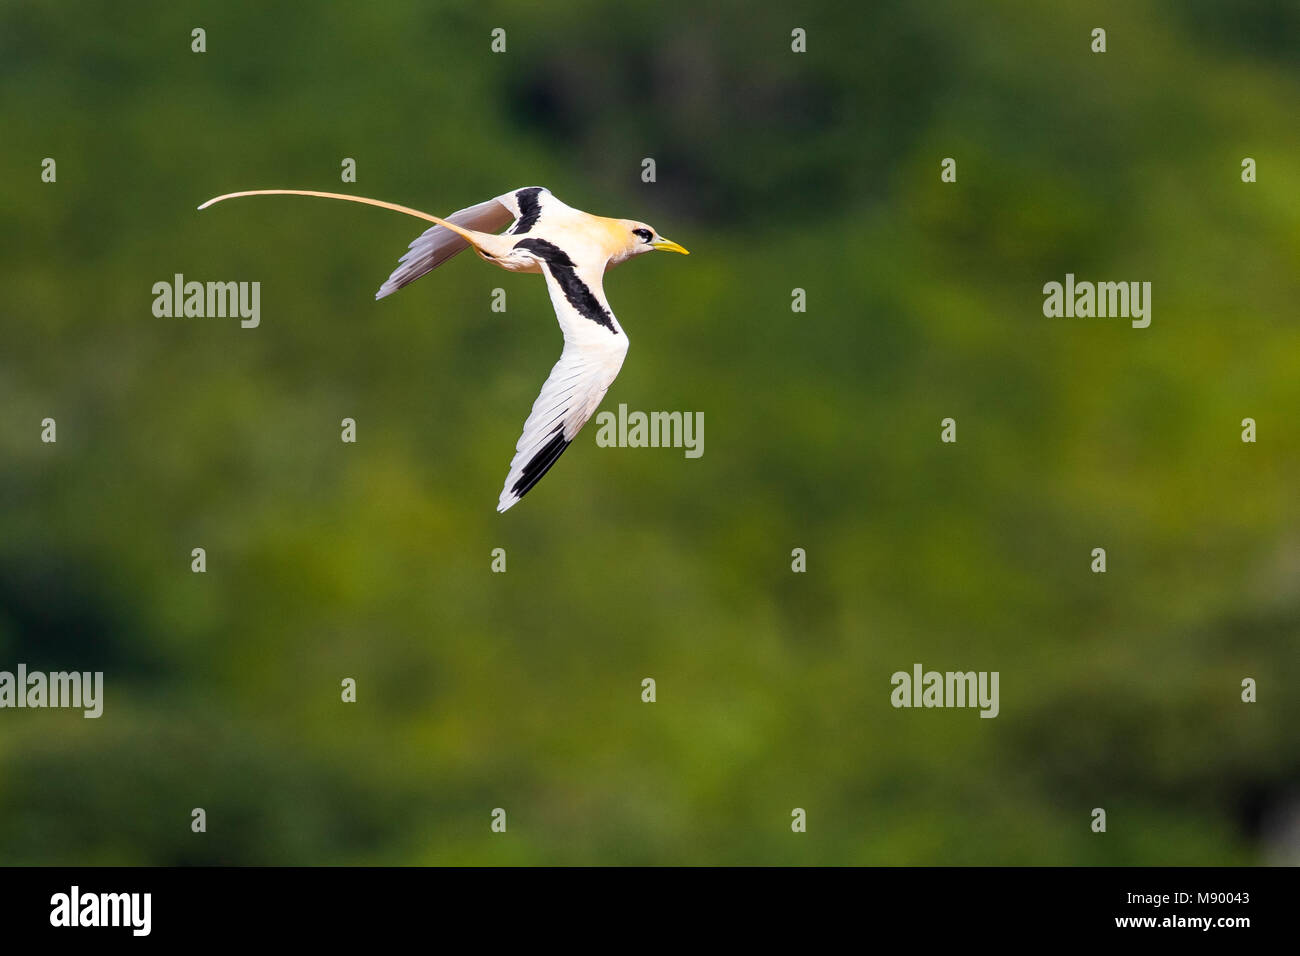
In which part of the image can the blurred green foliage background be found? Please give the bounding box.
[1,0,1297,864]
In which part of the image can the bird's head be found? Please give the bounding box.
[609,219,690,264]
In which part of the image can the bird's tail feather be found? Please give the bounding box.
[197,188,504,257]
[197,188,452,224]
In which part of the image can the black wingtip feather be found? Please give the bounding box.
[511,428,572,500]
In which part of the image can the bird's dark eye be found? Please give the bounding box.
[632,228,653,242]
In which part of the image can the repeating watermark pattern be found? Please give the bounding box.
[890,663,1000,718]
[153,274,260,328]
[594,403,703,458]
[50,886,150,936]
[0,664,102,718]
[1042,274,1151,328]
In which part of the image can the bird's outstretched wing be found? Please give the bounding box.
[497,247,629,512]
[375,186,555,299]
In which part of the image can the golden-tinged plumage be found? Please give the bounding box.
[197,186,688,510]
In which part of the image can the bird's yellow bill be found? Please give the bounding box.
[651,236,690,255]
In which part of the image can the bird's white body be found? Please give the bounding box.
[197,185,688,511]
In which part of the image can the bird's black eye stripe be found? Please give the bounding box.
[632,228,652,242]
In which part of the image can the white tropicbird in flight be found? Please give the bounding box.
[198,186,689,511]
